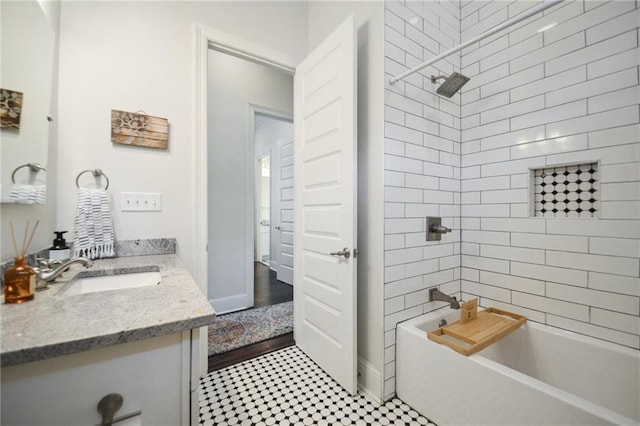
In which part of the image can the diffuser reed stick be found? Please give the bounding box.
[20,220,30,259]
[23,220,40,257]
[9,220,18,258]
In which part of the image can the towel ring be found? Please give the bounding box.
[11,163,47,183]
[76,169,110,190]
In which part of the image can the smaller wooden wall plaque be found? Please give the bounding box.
[111,109,168,149]
[0,88,24,130]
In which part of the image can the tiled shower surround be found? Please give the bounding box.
[383,0,463,399]
[384,0,639,399]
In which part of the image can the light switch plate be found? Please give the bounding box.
[121,192,162,212]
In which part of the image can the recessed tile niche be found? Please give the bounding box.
[533,163,599,218]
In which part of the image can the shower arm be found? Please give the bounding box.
[389,0,564,85]
[430,75,448,84]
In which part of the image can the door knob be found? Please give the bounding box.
[275,225,281,230]
[330,248,351,258]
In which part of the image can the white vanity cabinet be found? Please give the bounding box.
[1,329,200,425]
[1,255,214,426]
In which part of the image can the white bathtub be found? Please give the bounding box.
[396,309,640,426]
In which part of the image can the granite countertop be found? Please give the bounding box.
[0,254,216,367]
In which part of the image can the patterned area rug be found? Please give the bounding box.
[208,301,293,356]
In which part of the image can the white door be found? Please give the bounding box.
[293,16,357,394]
[271,144,282,276]
[276,139,294,285]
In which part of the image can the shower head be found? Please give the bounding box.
[430,72,470,97]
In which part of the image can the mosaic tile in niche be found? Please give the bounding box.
[533,163,599,218]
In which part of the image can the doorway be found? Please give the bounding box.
[253,111,294,286]
[206,47,295,370]
[256,154,271,267]
[206,47,294,315]
[196,18,359,394]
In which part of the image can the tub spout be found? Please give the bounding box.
[429,287,460,309]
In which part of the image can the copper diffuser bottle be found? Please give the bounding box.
[4,220,40,303]
[4,256,36,303]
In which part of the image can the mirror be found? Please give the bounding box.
[0,0,56,204]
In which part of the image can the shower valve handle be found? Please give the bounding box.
[430,224,452,234]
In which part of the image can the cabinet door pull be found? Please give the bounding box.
[97,393,123,426]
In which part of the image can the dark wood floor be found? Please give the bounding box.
[208,332,294,372]
[208,263,294,372]
[253,262,294,308]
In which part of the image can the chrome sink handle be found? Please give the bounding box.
[37,257,93,283]
[36,258,63,269]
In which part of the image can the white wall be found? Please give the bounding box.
[56,1,307,277]
[255,115,293,157]
[460,0,640,349]
[308,1,386,403]
[383,0,462,400]
[207,50,293,311]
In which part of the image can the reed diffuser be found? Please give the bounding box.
[4,220,39,303]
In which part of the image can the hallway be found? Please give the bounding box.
[208,263,294,372]
[253,263,293,308]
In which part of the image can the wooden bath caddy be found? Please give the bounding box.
[428,307,526,356]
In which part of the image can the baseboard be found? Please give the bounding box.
[277,266,293,286]
[210,294,250,315]
[383,386,396,402]
[357,356,383,405]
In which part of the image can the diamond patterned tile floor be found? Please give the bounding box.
[199,346,437,426]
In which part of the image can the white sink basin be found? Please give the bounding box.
[62,271,162,296]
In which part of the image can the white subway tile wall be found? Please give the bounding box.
[383,0,462,400]
[384,0,640,400]
[460,0,640,352]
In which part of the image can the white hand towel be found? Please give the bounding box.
[35,184,46,204]
[73,188,115,259]
[9,184,46,204]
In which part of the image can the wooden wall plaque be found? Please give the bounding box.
[0,88,24,130]
[111,109,168,149]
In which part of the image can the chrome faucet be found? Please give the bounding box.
[36,257,93,285]
[429,287,460,309]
